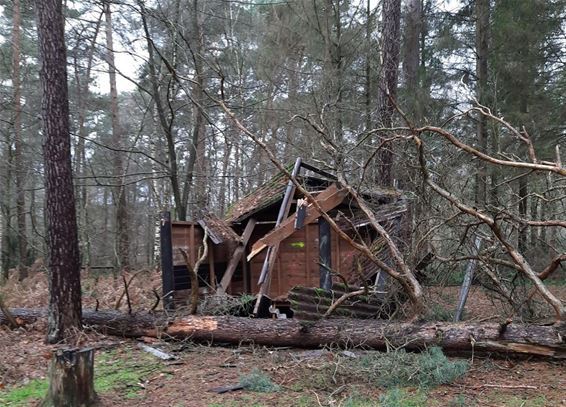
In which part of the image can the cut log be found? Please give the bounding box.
[3,308,566,358]
[41,347,97,407]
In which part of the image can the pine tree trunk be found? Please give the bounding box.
[183,0,207,217]
[12,0,27,280]
[376,0,401,187]
[37,0,83,344]
[402,0,422,119]
[4,309,566,359]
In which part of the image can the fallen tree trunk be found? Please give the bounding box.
[3,308,565,358]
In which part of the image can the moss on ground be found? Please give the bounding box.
[0,346,162,406]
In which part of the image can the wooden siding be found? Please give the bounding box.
[170,220,359,300]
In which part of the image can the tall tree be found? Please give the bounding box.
[104,1,130,271]
[37,0,82,343]
[71,9,103,269]
[402,0,422,121]
[376,0,401,187]
[186,0,208,214]
[475,0,489,206]
[12,0,27,280]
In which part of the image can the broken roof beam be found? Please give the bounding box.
[300,162,337,181]
[247,183,348,261]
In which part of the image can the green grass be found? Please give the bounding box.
[485,394,547,407]
[0,379,48,406]
[0,346,163,406]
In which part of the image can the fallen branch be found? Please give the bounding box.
[472,384,538,390]
[179,228,208,314]
[122,275,132,314]
[115,270,148,311]
[323,289,367,318]
[0,296,18,328]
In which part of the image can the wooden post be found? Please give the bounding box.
[41,348,97,407]
[319,217,332,290]
[217,218,257,294]
[160,211,174,310]
[208,247,216,289]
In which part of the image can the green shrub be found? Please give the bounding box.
[355,347,469,388]
[239,368,280,393]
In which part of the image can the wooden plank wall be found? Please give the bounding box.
[169,220,359,300]
[249,223,359,299]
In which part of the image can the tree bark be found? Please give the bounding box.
[183,0,207,217]
[376,0,401,187]
[37,0,82,344]
[322,0,344,145]
[3,308,566,358]
[402,0,422,120]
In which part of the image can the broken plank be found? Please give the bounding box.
[137,343,177,360]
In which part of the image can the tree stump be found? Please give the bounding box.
[41,347,98,407]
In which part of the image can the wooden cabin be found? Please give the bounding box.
[160,159,406,312]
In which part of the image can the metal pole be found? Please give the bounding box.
[257,157,302,285]
[454,236,482,322]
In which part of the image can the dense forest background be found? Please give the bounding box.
[1,0,565,291]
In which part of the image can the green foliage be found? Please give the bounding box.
[239,368,280,393]
[378,388,428,407]
[356,347,469,388]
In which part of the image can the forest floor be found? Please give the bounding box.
[1,269,565,406]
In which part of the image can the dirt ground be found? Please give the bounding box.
[1,270,565,406]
